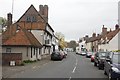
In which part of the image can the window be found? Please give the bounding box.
[32,16,36,22]
[26,16,31,22]
[31,47,32,58]
[39,48,41,55]
[44,47,46,53]
[26,47,28,57]
[34,48,35,55]
[6,48,11,53]
[26,16,36,22]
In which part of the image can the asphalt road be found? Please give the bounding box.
[10,52,107,78]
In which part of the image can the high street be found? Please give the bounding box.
[9,52,107,79]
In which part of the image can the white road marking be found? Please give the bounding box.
[69,76,72,80]
[72,66,76,73]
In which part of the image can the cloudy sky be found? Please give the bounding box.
[0,0,119,41]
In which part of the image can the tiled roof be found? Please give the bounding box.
[102,28,120,43]
[86,37,98,43]
[2,24,17,43]
[2,28,42,48]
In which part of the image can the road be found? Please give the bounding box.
[10,52,107,78]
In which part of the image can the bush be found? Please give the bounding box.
[23,60,37,63]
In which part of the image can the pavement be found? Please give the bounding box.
[2,54,51,78]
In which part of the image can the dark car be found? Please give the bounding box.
[86,52,93,58]
[104,52,120,80]
[94,52,109,70]
[51,51,63,61]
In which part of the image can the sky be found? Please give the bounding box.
[0,0,119,41]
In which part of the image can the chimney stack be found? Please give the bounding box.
[7,13,12,27]
[115,24,119,30]
[39,5,44,15]
[97,34,100,36]
[39,5,48,22]
[92,33,96,37]
[43,5,48,22]
[102,25,107,35]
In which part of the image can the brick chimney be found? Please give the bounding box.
[102,25,107,35]
[43,5,48,22]
[7,13,12,27]
[92,33,96,37]
[115,24,119,30]
[39,5,44,15]
[97,34,100,37]
[109,28,112,32]
[39,5,48,22]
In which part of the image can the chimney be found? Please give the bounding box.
[92,33,96,37]
[102,25,107,35]
[7,13,12,27]
[39,5,44,15]
[110,28,112,32]
[43,5,48,22]
[97,34,100,36]
[115,24,119,30]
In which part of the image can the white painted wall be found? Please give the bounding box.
[86,42,91,52]
[107,31,119,51]
[2,47,42,61]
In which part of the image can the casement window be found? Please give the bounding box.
[26,47,28,57]
[31,47,32,58]
[39,48,41,55]
[6,48,11,53]
[34,48,35,55]
[32,16,36,22]
[26,16,36,22]
[26,16,31,22]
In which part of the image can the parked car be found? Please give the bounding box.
[94,52,109,70]
[81,51,87,56]
[86,52,93,58]
[104,52,120,80]
[60,50,66,58]
[63,51,67,57]
[91,52,96,62]
[51,51,63,61]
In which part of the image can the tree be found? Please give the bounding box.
[0,17,7,27]
[67,40,78,51]
[55,32,66,50]
[0,17,7,32]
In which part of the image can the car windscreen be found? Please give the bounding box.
[98,52,106,58]
[112,53,120,64]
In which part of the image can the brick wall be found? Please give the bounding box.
[2,53,22,66]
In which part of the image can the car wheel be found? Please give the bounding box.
[98,64,101,70]
[108,71,114,80]
[94,62,97,66]
[108,72,111,80]
[104,69,107,75]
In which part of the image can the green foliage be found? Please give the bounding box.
[23,60,37,63]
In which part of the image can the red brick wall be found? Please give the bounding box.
[2,53,22,66]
